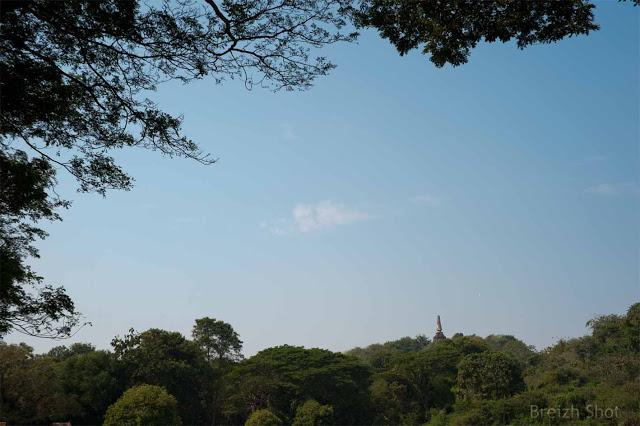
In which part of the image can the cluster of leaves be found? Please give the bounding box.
[103,384,182,426]
[2,305,638,425]
[353,0,601,67]
[346,334,431,371]
[246,409,284,426]
[1,0,357,194]
[0,150,81,339]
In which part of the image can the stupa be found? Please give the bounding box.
[433,315,447,344]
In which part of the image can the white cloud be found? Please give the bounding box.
[293,200,368,232]
[586,182,639,196]
[409,194,441,207]
[261,201,369,235]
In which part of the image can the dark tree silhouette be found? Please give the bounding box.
[354,0,604,67]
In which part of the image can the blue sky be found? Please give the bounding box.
[8,2,638,355]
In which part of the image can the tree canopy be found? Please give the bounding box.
[1,305,638,425]
[226,345,372,424]
[103,384,182,426]
[354,0,602,67]
[291,400,334,426]
[245,409,283,426]
[193,316,243,362]
[110,327,209,423]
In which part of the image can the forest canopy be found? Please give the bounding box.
[0,304,638,425]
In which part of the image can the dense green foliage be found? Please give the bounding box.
[355,0,605,68]
[246,409,283,426]
[225,345,372,424]
[111,328,211,424]
[346,334,431,372]
[292,400,334,426]
[1,305,638,425]
[0,343,80,424]
[103,384,181,426]
[193,316,244,362]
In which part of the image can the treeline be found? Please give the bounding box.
[0,304,638,425]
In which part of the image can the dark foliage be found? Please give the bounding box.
[0,150,81,339]
[354,0,601,67]
[1,305,638,425]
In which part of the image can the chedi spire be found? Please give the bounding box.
[433,315,447,344]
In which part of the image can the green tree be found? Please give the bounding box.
[103,384,181,426]
[192,317,243,425]
[46,342,95,361]
[353,0,602,68]
[518,303,640,425]
[245,409,282,426]
[226,345,372,425]
[111,328,210,424]
[292,399,334,426]
[0,150,80,339]
[345,343,396,372]
[369,336,490,424]
[586,302,640,355]
[484,334,535,366]
[384,334,431,353]
[0,343,81,424]
[193,317,243,362]
[346,334,430,372]
[454,351,524,402]
[57,350,124,424]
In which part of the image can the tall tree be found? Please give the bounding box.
[192,317,243,425]
[193,317,243,362]
[111,328,210,424]
[57,350,124,425]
